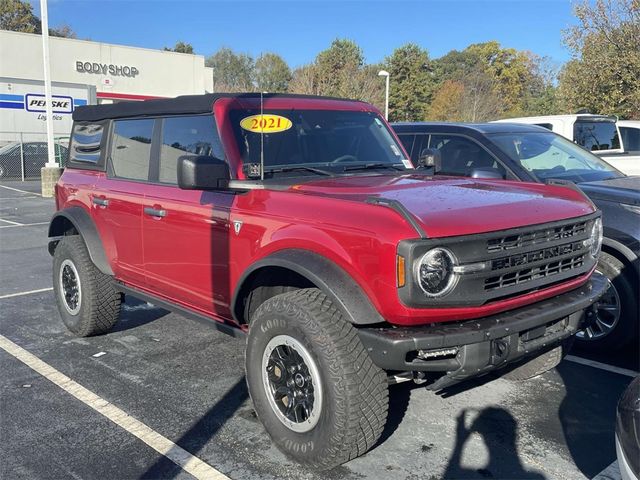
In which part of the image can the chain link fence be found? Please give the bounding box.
[0,132,70,181]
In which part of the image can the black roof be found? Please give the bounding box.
[391,121,548,134]
[73,93,362,122]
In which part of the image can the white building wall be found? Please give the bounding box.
[0,30,213,99]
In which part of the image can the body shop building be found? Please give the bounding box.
[0,30,214,137]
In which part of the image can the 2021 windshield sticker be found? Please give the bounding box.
[240,114,292,133]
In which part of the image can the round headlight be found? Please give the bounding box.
[414,248,457,297]
[590,217,603,257]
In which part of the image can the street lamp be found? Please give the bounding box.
[378,70,390,120]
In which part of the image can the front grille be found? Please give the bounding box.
[397,213,599,308]
[487,221,588,253]
[485,253,585,291]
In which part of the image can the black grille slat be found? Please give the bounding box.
[485,254,585,291]
[487,221,587,253]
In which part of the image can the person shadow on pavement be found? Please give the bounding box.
[443,407,545,479]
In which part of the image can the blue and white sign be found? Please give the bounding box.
[0,93,87,114]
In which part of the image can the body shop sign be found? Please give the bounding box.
[76,61,139,77]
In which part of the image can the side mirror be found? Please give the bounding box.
[177,155,230,190]
[418,148,441,172]
[470,167,505,180]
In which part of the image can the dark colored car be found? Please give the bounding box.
[48,94,606,469]
[0,141,68,178]
[617,375,640,480]
[393,122,639,352]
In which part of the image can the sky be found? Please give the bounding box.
[39,0,578,67]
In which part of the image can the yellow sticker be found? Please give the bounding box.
[240,114,292,133]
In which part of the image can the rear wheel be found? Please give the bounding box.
[53,236,121,336]
[575,252,638,351]
[245,288,388,469]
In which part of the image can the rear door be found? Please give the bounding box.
[92,118,154,286]
[141,114,234,318]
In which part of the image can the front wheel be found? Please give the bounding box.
[245,288,388,470]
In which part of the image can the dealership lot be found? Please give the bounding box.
[0,180,637,480]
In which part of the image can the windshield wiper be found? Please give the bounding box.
[264,166,335,176]
[343,163,405,172]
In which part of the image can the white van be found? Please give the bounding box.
[495,114,640,176]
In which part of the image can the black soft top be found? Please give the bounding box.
[72,92,361,122]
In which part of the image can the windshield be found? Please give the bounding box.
[573,120,621,151]
[229,109,411,176]
[489,131,623,182]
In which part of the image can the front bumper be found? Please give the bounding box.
[357,272,608,390]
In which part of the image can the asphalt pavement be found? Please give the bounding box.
[0,180,637,480]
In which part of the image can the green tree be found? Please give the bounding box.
[385,43,433,121]
[164,41,194,54]
[0,0,76,37]
[206,47,254,92]
[254,53,292,92]
[314,39,365,97]
[0,0,38,33]
[559,0,640,118]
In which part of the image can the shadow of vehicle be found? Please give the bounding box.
[140,377,249,479]
[443,407,544,480]
[556,360,632,478]
[110,297,171,333]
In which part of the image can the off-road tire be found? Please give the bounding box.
[53,236,121,336]
[245,288,389,470]
[576,252,639,351]
[502,338,574,381]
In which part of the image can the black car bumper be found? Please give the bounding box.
[357,272,608,390]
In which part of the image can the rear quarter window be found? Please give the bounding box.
[68,122,106,167]
[573,121,621,151]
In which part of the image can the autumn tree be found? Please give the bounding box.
[427,80,465,121]
[385,43,433,121]
[254,53,292,92]
[288,64,320,96]
[164,41,194,54]
[206,47,254,92]
[559,0,640,118]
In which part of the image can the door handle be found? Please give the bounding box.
[144,206,167,218]
[92,197,109,207]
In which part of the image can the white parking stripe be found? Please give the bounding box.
[591,460,620,480]
[0,184,41,196]
[0,334,230,480]
[0,196,39,200]
[565,355,638,378]
[0,218,24,225]
[0,222,49,229]
[0,288,54,299]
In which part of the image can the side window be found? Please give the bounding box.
[69,123,104,164]
[159,115,224,184]
[110,119,154,181]
[620,126,640,151]
[429,134,506,178]
[397,134,415,159]
[573,121,621,151]
[412,134,431,164]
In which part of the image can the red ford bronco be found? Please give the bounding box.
[49,93,607,469]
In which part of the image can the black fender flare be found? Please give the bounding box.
[48,206,114,276]
[232,249,385,325]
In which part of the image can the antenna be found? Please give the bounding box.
[260,91,265,180]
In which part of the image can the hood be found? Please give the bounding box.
[578,176,640,205]
[290,174,595,238]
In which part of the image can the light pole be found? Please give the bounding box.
[378,70,390,120]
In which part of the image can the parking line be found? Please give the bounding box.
[0,334,230,480]
[0,288,54,300]
[0,184,41,196]
[0,221,49,229]
[0,218,24,226]
[0,196,39,200]
[565,355,638,378]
